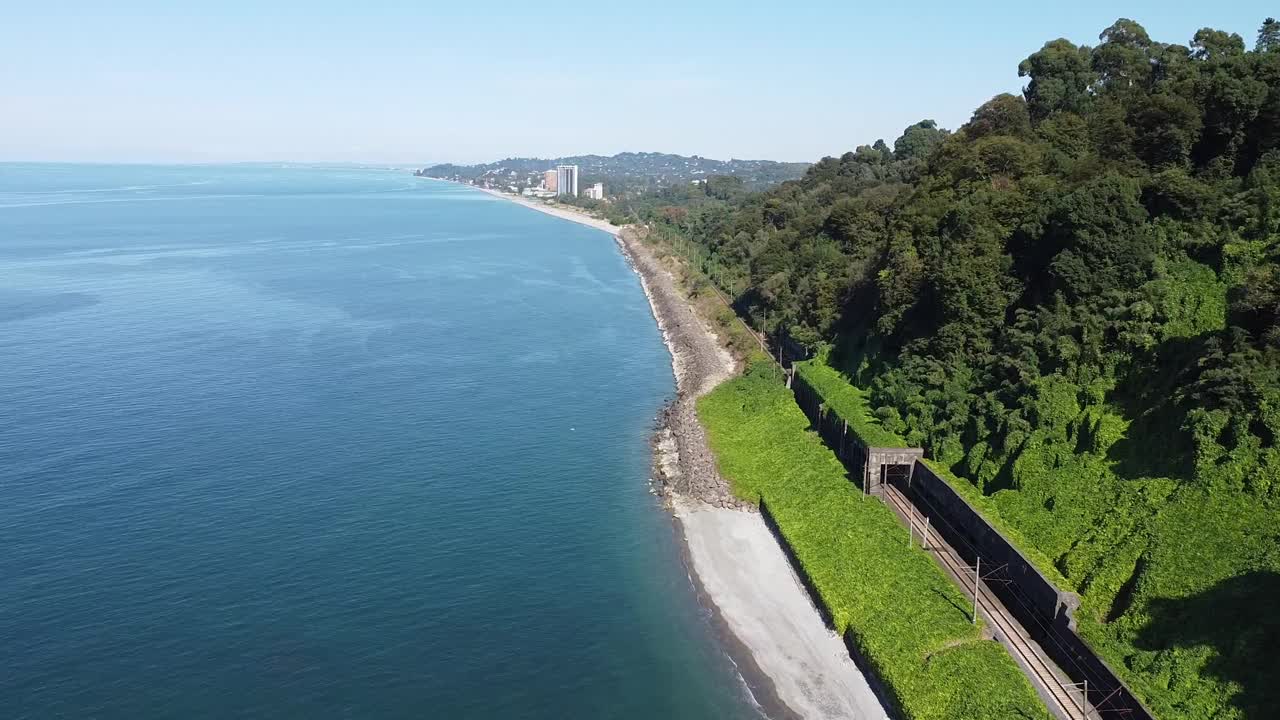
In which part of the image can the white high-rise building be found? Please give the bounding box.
[555,165,579,197]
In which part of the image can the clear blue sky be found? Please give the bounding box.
[2,1,1273,164]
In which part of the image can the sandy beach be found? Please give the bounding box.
[678,503,892,720]
[476,183,890,720]
[475,187,623,236]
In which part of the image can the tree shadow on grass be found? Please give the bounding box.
[1134,571,1280,718]
[1104,335,1211,483]
[1104,402,1195,482]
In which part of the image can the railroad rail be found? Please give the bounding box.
[880,484,1097,720]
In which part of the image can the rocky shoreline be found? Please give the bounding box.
[616,226,891,720]
[613,228,750,510]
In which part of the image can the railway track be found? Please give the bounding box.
[881,485,1095,720]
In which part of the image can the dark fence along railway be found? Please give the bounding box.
[897,462,1153,719]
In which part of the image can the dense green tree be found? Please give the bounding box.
[1257,17,1280,52]
[1019,39,1095,120]
[705,174,746,201]
[1131,92,1203,168]
[1042,175,1154,298]
[1192,48,1269,171]
[1231,265,1280,345]
[1191,27,1246,60]
[965,93,1033,139]
[893,120,948,162]
[1093,18,1154,92]
[853,142,891,164]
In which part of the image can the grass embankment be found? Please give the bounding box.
[793,360,908,448]
[699,363,1052,720]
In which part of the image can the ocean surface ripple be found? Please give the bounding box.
[0,164,760,719]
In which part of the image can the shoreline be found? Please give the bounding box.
[475,185,625,237]
[474,181,890,720]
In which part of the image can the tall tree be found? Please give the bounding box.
[1191,28,1246,60]
[893,120,948,162]
[1258,17,1280,52]
[1092,18,1155,91]
[1019,39,1095,120]
[966,94,1033,139]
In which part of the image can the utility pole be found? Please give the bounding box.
[973,556,981,625]
[1065,681,1090,720]
[923,516,930,550]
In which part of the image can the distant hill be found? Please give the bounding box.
[417,152,809,195]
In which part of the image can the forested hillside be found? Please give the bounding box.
[640,18,1280,720]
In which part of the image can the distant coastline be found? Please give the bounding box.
[475,186,622,237]
[415,176,622,237]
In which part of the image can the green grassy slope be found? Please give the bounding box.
[698,363,1052,720]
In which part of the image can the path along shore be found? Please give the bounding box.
[473,183,891,720]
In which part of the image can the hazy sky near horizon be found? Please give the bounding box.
[3,1,1275,165]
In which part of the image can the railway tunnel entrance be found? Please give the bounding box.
[862,447,923,495]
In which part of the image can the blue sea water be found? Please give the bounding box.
[0,164,761,719]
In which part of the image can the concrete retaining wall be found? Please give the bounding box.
[790,371,870,484]
[900,463,1154,720]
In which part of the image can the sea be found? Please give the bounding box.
[0,164,762,719]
